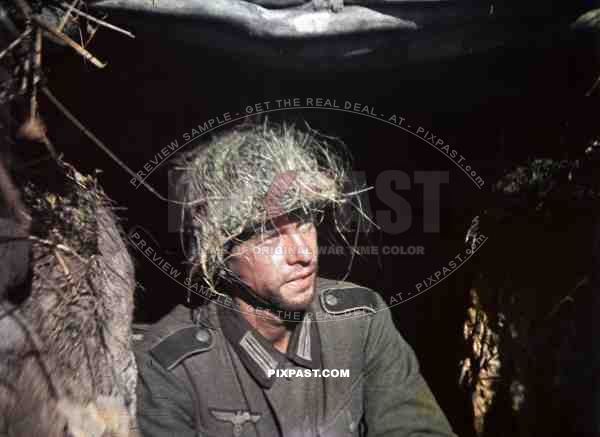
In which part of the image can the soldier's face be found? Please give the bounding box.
[228,217,318,311]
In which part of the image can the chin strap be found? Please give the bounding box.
[220,270,287,315]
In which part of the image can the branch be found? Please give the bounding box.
[0,28,32,62]
[58,2,135,39]
[58,0,80,32]
[41,87,171,202]
[32,15,107,68]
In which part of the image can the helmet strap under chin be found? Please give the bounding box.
[220,270,293,317]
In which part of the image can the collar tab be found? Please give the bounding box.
[218,304,321,388]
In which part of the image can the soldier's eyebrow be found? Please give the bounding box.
[228,209,318,247]
[225,223,279,250]
[291,209,325,224]
[256,226,281,242]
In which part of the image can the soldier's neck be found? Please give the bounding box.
[234,296,293,354]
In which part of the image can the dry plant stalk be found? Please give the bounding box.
[32,15,107,68]
[57,1,135,38]
[174,120,371,294]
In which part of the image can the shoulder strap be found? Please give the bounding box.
[148,326,214,371]
[317,278,381,315]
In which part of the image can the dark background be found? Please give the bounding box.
[32,14,600,435]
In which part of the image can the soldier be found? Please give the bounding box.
[134,120,457,437]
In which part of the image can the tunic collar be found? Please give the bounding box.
[217,301,321,388]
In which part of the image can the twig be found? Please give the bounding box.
[85,21,101,46]
[28,235,87,262]
[58,2,135,39]
[54,249,72,278]
[546,276,590,320]
[78,20,85,47]
[19,57,30,93]
[57,0,79,33]
[30,26,42,118]
[41,134,59,160]
[586,74,600,97]
[32,15,106,68]
[41,87,172,202]
[16,26,57,159]
[0,28,32,62]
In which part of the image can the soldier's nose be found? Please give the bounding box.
[285,235,313,265]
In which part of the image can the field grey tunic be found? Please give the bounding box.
[134,277,457,437]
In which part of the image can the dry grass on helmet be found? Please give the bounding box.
[173,119,367,294]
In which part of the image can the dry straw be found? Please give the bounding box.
[174,119,372,295]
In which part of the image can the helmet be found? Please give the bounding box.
[173,119,350,293]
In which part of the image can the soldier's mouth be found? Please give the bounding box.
[288,269,315,283]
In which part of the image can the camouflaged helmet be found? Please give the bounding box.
[173,119,353,292]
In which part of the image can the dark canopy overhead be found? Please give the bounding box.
[89,0,593,69]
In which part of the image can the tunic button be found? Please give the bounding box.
[325,293,338,306]
[195,328,210,343]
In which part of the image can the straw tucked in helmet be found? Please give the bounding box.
[174,120,350,288]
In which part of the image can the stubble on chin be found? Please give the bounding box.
[277,278,316,312]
